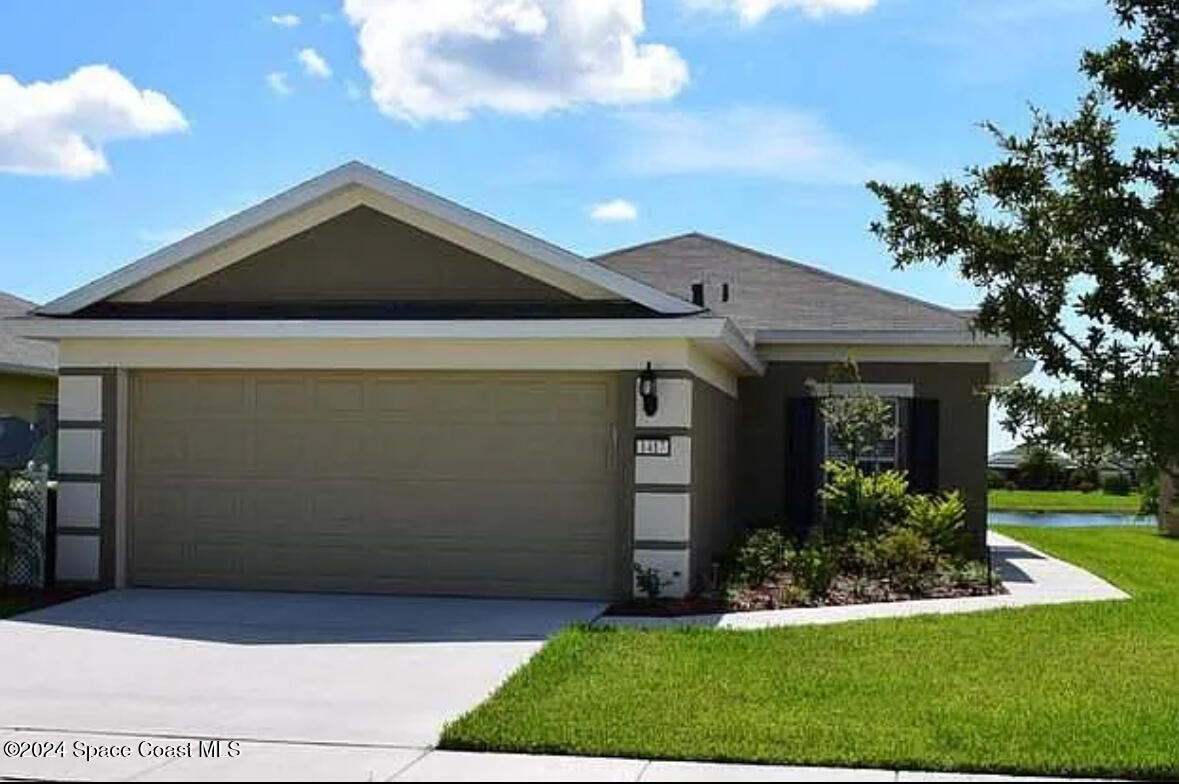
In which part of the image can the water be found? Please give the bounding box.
[988,511,1153,528]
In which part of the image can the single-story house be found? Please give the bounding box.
[19,162,1030,599]
[0,292,57,466]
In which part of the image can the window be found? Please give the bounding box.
[822,397,900,471]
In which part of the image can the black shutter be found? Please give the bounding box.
[785,397,819,534]
[907,398,940,493]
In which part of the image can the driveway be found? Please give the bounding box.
[0,589,603,748]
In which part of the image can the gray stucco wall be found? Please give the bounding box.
[690,379,739,591]
[164,206,576,303]
[737,362,991,555]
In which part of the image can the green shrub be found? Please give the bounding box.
[873,527,938,592]
[633,564,673,601]
[725,528,792,586]
[1102,472,1133,495]
[1017,447,1066,490]
[819,462,910,537]
[903,491,968,558]
[1070,465,1100,489]
[987,470,1006,489]
[789,543,840,598]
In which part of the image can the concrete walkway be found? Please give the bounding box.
[0,730,1112,781]
[598,531,1128,630]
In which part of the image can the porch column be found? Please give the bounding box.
[632,375,692,598]
[54,368,118,586]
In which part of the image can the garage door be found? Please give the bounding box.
[129,370,622,598]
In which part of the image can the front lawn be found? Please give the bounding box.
[989,488,1143,514]
[443,527,1179,780]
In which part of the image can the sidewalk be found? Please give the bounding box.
[0,730,1115,782]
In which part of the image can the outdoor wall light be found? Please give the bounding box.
[639,362,659,417]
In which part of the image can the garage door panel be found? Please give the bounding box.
[254,378,313,418]
[130,370,621,598]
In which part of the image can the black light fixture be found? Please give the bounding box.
[638,362,659,416]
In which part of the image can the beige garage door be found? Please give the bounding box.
[129,370,622,598]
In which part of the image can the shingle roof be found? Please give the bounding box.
[594,233,975,336]
[0,292,56,375]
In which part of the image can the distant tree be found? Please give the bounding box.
[1017,447,1066,491]
[867,0,1179,533]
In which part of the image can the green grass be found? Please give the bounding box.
[442,527,1179,780]
[989,488,1143,513]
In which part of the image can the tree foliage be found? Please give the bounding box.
[806,358,897,468]
[868,1,1179,495]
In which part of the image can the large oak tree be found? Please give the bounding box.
[868,0,1179,532]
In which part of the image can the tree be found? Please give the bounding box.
[806,358,898,471]
[867,0,1179,533]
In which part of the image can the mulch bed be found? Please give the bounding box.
[607,573,1005,617]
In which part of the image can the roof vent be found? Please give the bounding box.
[691,283,704,306]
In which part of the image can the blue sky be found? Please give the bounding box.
[0,0,1116,450]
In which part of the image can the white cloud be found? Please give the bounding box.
[683,0,877,24]
[616,106,909,185]
[342,0,688,123]
[0,64,187,178]
[589,198,638,222]
[297,48,332,78]
[344,80,363,101]
[269,13,301,27]
[266,71,293,95]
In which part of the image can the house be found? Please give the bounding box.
[0,292,57,466]
[19,162,1030,598]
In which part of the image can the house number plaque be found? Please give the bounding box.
[635,436,672,457]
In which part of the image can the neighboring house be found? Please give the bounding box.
[19,162,1030,598]
[0,292,57,467]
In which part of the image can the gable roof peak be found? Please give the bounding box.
[37,161,699,317]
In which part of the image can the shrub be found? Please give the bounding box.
[1102,472,1133,496]
[904,491,968,558]
[789,542,840,599]
[1070,465,1100,489]
[1017,447,1066,490]
[633,564,672,601]
[873,527,938,592]
[819,462,909,537]
[987,470,1006,489]
[725,528,792,586]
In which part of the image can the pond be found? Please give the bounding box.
[988,511,1154,528]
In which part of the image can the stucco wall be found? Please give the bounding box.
[737,361,990,554]
[163,206,575,304]
[0,372,56,421]
[690,378,739,590]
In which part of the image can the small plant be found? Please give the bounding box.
[633,564,674,601]
[873,527,938,592]
[819,462,910,537]
[789,542,840,599]
[725,528,792,586]
[903,491,967,558]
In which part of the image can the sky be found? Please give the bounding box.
[0,0,1118,452]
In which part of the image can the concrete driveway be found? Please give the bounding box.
[0,589,603,748]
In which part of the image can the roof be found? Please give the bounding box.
[595,233,988,341]
[0,293,56,376]
[37,161,700,318]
